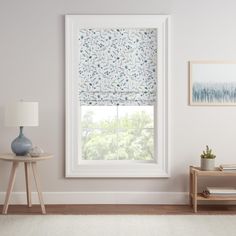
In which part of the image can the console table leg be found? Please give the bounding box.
[24,163,32,207]
[193,172,198,213]
[2,162,19,214]
[32,162,46,214]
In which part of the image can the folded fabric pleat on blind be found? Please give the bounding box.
[78,28,157,106]
[79,91,156,106]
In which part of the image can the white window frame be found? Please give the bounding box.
[65,15,171,178]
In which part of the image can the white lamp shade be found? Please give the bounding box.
[5,102,39,127]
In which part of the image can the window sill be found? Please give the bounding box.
[66,162,170,178]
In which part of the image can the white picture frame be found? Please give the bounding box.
[65,15,171,178]
[189,61,236,106]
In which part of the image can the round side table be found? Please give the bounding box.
[0,153,53,215]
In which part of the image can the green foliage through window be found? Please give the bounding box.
[81,107,154,161]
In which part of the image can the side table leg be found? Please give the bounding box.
[193,172,198,213]
[2,162,19,214]
[31,162,46,214]
[189,169,193,206]
[24,163,32,207]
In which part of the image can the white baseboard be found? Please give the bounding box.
[0,192,188,205]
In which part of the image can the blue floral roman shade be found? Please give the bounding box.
[78,28,157,106]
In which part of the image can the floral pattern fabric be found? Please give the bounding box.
[78,28,157,105]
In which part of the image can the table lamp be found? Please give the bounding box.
[5,101,39,156]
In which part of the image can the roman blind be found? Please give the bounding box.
[78,28,157,106]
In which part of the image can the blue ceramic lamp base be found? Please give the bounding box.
[11,126,32,156]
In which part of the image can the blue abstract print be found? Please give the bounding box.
[192,82,236,103]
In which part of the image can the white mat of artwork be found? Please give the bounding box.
[0,215,235,236]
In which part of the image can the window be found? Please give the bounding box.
[66,15,170,177]
[81,106,154,161]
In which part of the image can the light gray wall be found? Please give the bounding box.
[1,0,236,194]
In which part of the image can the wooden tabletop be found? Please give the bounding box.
[190,166,236,176]
[0,153,53,162]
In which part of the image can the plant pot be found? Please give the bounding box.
[201,158,215,171]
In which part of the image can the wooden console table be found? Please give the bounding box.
[0,154,53,214]
[189,166,236,212]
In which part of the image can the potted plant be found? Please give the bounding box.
[200,145,216,171]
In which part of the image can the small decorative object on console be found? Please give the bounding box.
[202,190,210,198]
[200,145,216,171]
[219,164,236,171]
[29,146,44,157]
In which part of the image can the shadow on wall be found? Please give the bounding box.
[0,106,4,126]
[0,105,14,152]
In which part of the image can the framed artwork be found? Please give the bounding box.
[65,15,170,177]
[189,61,236,105]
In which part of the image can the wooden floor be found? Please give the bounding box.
[1,204,236,215]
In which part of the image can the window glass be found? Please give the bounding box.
[81,106,154,161]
